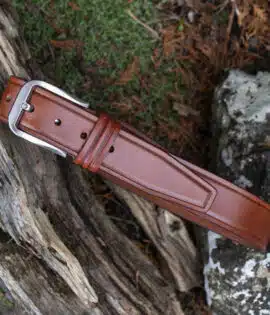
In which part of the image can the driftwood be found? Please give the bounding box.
[0,2,200,314]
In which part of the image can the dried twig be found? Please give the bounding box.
[215,0,229,14]
[126,9,160,40]
[224,1,236,55]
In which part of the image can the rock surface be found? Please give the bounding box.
[204,70,270,315]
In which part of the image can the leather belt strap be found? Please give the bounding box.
[1,76,270,251]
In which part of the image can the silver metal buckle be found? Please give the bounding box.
[8,80,89,157]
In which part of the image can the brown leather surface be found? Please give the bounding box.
[1,76,270,251]
[74,113,121,172]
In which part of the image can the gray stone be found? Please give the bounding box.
[204,70,270,315]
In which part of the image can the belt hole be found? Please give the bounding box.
[109,146,115,153]
[80,132,87,139]
[6,95,12,102]
[54,119,62,126]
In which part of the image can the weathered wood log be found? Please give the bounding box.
[0,2,200,314]
[109,184,200,293]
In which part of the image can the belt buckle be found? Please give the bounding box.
[8,80,89,157]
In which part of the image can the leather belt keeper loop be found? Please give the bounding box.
[74,113,121,172]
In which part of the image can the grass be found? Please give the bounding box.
[12,0,190,154]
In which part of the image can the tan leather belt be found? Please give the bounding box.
[1,76,270,251]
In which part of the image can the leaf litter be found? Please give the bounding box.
[152,0,270,159]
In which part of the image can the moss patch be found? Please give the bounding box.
[12,0,192,154]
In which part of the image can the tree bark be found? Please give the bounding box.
[0,2,201,314]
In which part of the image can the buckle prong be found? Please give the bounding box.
[8,80,89,157]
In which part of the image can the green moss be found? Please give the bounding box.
[12,0,184,149]
[0,288,14,310]
[13,0,156,88]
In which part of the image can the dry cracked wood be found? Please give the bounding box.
[0,2,200,314]
[109,184,200,292]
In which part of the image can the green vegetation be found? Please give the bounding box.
[13,0,156,86]
[0,287,14,310]
[12,0,184,150]
[12,1,267,156]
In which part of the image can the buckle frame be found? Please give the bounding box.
[8,80,89,157]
